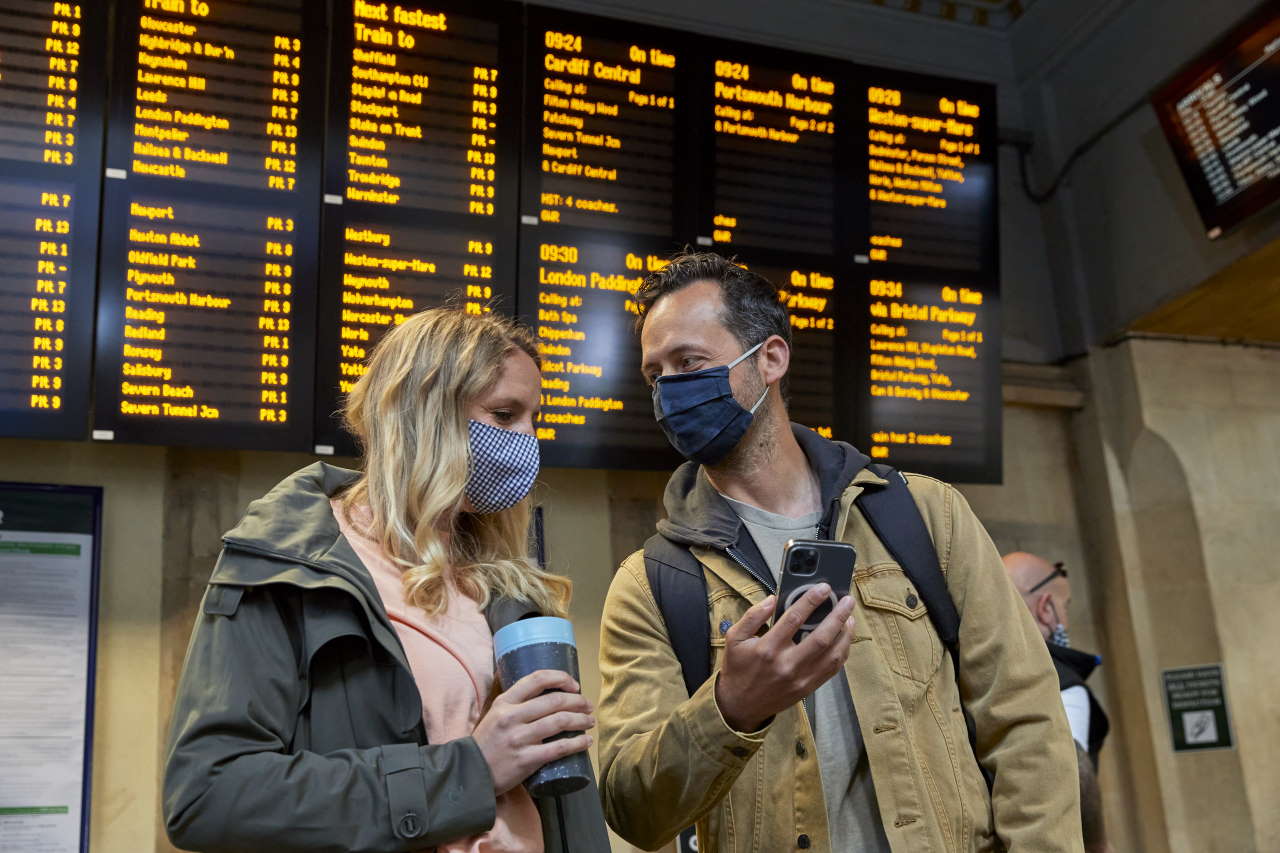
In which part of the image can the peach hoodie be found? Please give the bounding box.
[332,501,542,853]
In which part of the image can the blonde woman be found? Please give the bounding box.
[163,308,609,852]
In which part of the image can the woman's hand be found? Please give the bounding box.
[473,669,595,795]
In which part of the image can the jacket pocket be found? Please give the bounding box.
[854,563,940,684]
[707,588,747,670]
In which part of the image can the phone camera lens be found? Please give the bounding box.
[793,548,818,574]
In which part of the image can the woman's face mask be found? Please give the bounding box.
[650,341,769,465]
[465,419,539,514]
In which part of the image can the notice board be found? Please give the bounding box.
[0,482,102,853]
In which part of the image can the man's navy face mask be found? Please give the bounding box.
[651,341,769,465]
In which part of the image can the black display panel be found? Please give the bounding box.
[0,1,106,439]
[520,7,688,237]
[0,1,1002,480]
[518,7,692,469]
[1152,0,1280,240]
[704,47,844,256]
[522,233,680,468]
[850,69,1000,482]
[92,0,325,449]
[741,257,841,441]
[313,0,522,454]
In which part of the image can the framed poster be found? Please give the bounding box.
[0,482,102,853]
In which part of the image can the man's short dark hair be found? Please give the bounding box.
[634,251,792,353]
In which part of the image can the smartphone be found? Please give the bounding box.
[773,539,856,640]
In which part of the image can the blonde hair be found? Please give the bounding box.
[341,307,570,618]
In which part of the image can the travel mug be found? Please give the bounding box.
[492,616,593,797]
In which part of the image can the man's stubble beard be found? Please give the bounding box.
[710,362,778,479]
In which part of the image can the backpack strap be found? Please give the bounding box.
[643,534,712,853]
[854,463,990,789]
[643,533,711,697]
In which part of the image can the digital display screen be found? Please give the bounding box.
[0,0,105,439]
[709,53,839,255]
[312,0,521,453]
[852,71,1000,481]
[522,8,685,237]
[1152,0,1280,239]
[522,234,680,468]
[92,0,324,449]
[745,259,839,441]
[0,1,1002,480]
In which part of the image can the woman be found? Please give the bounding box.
[163,308,610,852]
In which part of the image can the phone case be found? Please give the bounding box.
[773,538,856,638]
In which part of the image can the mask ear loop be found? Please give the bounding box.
[726,340,765,370]
[729,341,770,414]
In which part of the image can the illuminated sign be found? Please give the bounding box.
[92,0,324,449]
[0,2,1001,479]
[0,1,106,439]
[710,54,839,254]
[525,11,682,235]
[1152,1,1280,239]
[853,71,1000,480]
[312,0,522,453]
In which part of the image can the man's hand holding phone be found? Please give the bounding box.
[714,586,857,733]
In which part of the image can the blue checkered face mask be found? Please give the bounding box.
[465,419,540,514]
[651,341,769,465]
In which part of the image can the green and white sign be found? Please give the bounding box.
[0,483,101,853]
[1162,664,1234,752]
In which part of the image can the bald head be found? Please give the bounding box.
[1003,551,1070,641]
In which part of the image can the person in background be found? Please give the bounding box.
[1003,551,1111,765]
[1075,741,1111,853]
[597,252,1082,853]
[163,307,610,852]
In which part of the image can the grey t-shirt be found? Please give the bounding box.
[722,494,891,852]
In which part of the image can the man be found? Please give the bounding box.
[597,253,1082,853]
[1003,552,1111,764]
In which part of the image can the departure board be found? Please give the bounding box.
[313,0,522,453]
[1152,0,1280,239]
[852,70,1000,481]
[0,1,106,439]
[517,8,691,468]
[92,0,325,449]
[745,258,840,440]
[521,8,689,236]
[522,234,679,468]
[0,1,1002,479]
[708,51,841,256]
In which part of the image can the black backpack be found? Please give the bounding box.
[643,464,986,851]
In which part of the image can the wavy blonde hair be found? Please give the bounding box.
[340,307,569,618]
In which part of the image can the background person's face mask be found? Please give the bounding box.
[651,342,769,465]
[465,419,540,514]
[1048,599,1070,648]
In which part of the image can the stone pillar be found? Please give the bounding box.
[1071,338,1280,853]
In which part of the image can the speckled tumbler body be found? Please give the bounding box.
[494,622,593,797]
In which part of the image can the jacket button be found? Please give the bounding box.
[905,592,919,608]
[795,740,807,758]
[797,834,811,849]
[397,813,424,838]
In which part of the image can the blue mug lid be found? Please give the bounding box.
[493,616,576,659]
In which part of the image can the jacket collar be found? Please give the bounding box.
[656,422,871,550]
[1048,643,1102,679]
[218,461,364,580]
[215,461,539,640]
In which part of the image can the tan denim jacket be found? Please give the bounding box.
[597,466,1083,853]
